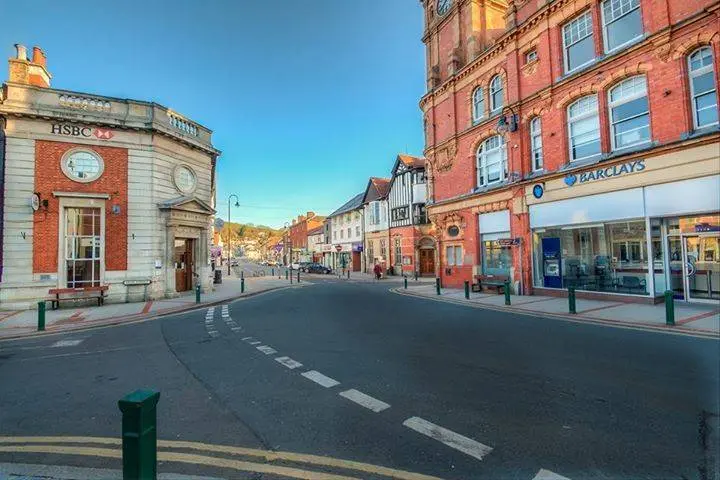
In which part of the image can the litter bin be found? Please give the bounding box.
[214,269,222,284]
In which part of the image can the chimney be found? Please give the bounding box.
[8,43,51,88]
[306,211,315,219]
[15,44,27,60]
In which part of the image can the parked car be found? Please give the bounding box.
[298,262,312,272]
[306,263,332,274]
[290,262,302,270]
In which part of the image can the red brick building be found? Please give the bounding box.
[421,0,719,302]
[287,212,325,263]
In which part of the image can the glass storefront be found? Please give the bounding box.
[533,220,649,295]
[481,232,512,276]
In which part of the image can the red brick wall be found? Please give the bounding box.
[33,140,128,274]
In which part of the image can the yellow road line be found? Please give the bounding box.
[0,436,444,480]
[0,445,359,480]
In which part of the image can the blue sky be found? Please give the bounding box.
[1,0,427,228]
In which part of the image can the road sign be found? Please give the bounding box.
[214,218,225,229]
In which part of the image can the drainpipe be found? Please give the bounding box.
[0,117,6,283]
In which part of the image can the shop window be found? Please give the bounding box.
[688,47,719,129]
[355,226,360,236]
[482,233,512,276]
[567,95,601,162]
[476,135,507,187]
[602,0,642,52]
[446,245,463,266]
[530,117,543,171]
[532,220,649,295]
[563,11,595,73]
[65,207,102,288]
[472,87,485,123]
[489,75,503,113]
[609,76,650,151]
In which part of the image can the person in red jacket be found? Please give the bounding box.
[373,263,382,280]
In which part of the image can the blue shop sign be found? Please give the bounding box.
[564,160,645,187]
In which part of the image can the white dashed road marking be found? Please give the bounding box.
[51,339,83,348]
[249,341,261,345]
[242,337,254,341]
[275,356,303,369]
[301,370,340,388]
[339,389,390,412]
[256,346,277,355]
[532,469,572,480]
[402,416,493,461]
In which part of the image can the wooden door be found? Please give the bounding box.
[174,239,194,292]
[419,249,435,275]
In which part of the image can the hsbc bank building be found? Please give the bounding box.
[0,45,220,308]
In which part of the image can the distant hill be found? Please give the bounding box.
[218,222,283,247]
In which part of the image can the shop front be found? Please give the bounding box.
[528,147,719,303]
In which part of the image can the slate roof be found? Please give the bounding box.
[328,192,364,218]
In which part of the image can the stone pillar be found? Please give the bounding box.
[164,226,177,298]
[198,227,211,293]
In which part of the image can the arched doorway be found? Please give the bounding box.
[418,237,436,276]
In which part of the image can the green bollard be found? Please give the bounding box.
[290,269,293,284]
[504,280,511,305]
[404,277,408,289]
[195,284,200,304]
[241,278,245,293]
[118,389,160,480]
[464,281,470,300]
[297,270,300,283]
[285,270,289,280]
[37,301,46,331]
[436,278,441,295]
[271,268,274,277]
[568,286,576,314]
[665,290,675,326]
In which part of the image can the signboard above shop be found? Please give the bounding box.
[564,160,645,187]
[50,123,114,140]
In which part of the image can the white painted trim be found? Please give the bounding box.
[53,192,111,199]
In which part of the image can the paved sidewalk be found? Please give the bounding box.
[396,284,720,337]
[0,275,298,340]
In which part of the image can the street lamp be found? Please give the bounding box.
[227,194,239,276]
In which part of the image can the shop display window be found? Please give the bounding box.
[533,220,649,294]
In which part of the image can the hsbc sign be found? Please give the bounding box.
[51,123,114,140]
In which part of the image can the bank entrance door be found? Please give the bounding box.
[174,238,195,292]
[685,235,720,301]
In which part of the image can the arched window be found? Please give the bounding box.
[608,76,650,150]
[530,117,543,171]
[490,75,503,113]
[688,47,719,129]
[472,87,485,123]
[567,95,601,161]
[476,135,507,187]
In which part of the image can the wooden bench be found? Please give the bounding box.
[48,285,109,310]
[472,274,510,294]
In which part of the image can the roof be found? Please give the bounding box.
[397,154,425,169]
[362,177,391,203]
[307,226,324,236]
[328,192,364,217]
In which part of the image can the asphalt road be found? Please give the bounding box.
[0,279,718,479]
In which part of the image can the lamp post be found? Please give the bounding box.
[283,222,290,268]
[227,194,239,276]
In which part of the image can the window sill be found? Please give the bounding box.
[681,124,720,140]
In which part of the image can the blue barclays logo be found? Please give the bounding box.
[565,160,645,187]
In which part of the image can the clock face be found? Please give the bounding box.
[437,0,451,15]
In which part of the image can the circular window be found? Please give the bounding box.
[447,225,460,237]
[173,165,197,194]
[61,149,104,183]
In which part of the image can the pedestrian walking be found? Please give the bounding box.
[373,263,382,281]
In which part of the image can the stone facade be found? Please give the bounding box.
[0,45,219,308]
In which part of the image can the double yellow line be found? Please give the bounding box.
[0,436,443,480]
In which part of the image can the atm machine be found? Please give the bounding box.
[541,237,562,288]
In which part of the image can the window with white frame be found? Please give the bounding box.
[446,245,463,266]
[476,135,507,187]
[688,47,719,129]
[525,50,538,63]
[472,87,485,123]
[567,95,601,161]
[602,0,642,52]
[340,229,344,239]
[563,11,595,73]
[490,76,503,113]
[609,76,650,150]
[65,207,102,288]
[530,117,543,170]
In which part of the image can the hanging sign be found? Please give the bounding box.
[496,238,520,247]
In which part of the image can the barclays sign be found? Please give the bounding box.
[564,160,645,186]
